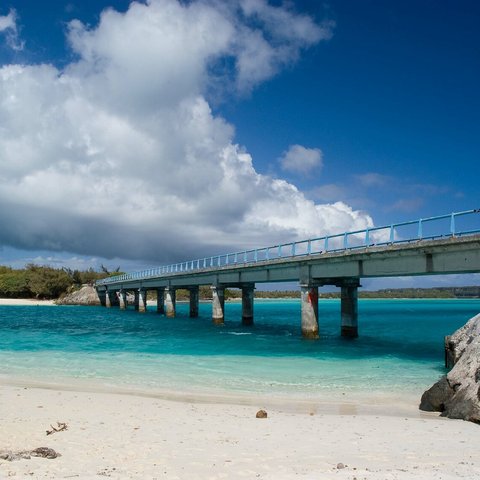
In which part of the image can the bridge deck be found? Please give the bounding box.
[97,235,480,290]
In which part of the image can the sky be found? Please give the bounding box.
[0,0,478,289]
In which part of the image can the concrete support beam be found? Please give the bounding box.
[189,287,199,318]
[156,287,165,314]
[241,284,255,326]
[165,287,176,318]
[138,289,147,313]
[211,285,225,325]
[134,290,140,311]
[98,290,107,307]
[109,291,119,307]
[118,290,127,310]
[105,290,112,308]
[341,279,360,338]
[300,284,319,339]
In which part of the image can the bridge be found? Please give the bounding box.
[95,209,480,338]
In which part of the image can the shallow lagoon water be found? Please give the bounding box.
[0,299,478,399]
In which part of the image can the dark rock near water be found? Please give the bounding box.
[56,284,100,306]
[420,313,480,423]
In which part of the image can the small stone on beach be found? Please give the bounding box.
[336,462,346,469]
[256,409,268,418]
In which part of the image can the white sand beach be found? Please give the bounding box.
[0,298,56,306]
[1,383,479,479]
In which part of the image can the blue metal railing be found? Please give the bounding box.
[96,209,480,286]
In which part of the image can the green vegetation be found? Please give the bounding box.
[0,265,109,300]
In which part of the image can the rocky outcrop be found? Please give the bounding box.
[420,313,480,423]
[56,284,100,306]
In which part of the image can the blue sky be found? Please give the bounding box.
[0,0,478,289]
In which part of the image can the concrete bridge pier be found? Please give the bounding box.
[341,279,360,338]
[109,290,119,307]
[133,290,140,311]
[98,290,107,307]
[105,289,112,308]
[189,287,199,318]
[242,284,255,326]
[300,283,319,339]
[165,287,176,318]
[156,287,165,314]
[118,290,127,310]
[138,289,147,313]
[211,285,225,325]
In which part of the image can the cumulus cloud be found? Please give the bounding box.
[279,144,323,175]
[0,8,23,51]
[0,0,372,264]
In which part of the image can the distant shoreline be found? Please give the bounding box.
[0,298,56,306]
[1,297,478,307]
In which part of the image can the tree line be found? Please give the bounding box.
[0,265,110,299]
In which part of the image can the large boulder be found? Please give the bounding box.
[56,284,101,306]
[420,313,480,423]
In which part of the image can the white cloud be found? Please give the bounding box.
[0,9,16,32]
[355,172,391,188]
[279,144,323,175]
[0,0,372,264]
[0,8,23,51]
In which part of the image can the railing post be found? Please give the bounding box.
[324,236,329,252]
[389,225,394,243]
[307,240,311,255]
[266,247,270,260]
[418,219,423,239]
[254,249,258,262]
[365,229,370,246]
[291,243,296,256]
[234,252,238,264]
[450,213,456,236]
[278,245,282,257]
[343,232,348,249]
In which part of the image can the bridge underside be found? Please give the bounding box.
[96,236,480,339]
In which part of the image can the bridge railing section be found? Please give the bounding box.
[97,209,479,286]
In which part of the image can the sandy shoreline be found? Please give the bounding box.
[0,298,56,306]
[1,381,479,479]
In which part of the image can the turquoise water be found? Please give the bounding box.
[0,299,478,399]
